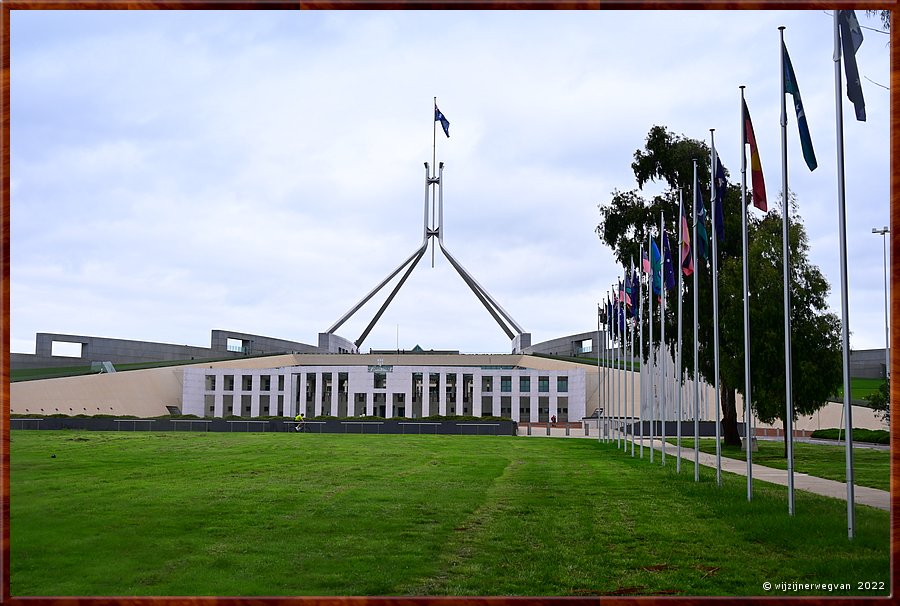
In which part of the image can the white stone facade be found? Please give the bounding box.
[183,364,585,422]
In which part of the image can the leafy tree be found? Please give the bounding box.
[865,379,890,423]
[865,10,891,31]
[717,200,842,455]
[597,126,842,452]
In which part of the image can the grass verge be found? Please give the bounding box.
[665,437,889,491]
[11,431,888,597]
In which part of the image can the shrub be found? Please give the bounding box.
[810,428,889,444]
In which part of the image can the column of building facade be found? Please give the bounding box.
[455,372,464,416]
[330,369,339,417]
[549,371,559,421]
[470,369,480,417]
[490,370,502,417]
[212,370,225,417]
[311,370,322,417]
[437,370,447,416]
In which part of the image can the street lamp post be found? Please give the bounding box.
[872,226,890,379]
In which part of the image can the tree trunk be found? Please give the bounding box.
[720,386,741,446]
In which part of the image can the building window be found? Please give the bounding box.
[224,375,235,391]
[241,395,252,417]
[500,376,512,393]
[260,395,270,415]
[224,395,234,415]
[446,373,457,403]
[374,372,387,389]
[519,376,530,393]
[538,376,550,393]
[278,375,285,391]
[501,396,512,418]
[519,396,531,416]
[205,375,216,391]
[482,376,493,393]
[260,375,271,391]
[242,375,253,391]
[481,396,493,416]
[204,395,215,417]
[557,376,568,393]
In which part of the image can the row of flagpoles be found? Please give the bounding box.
[594,12,867,540]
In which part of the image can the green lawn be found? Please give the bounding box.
[11,431,889,597]
[666,437,889,492]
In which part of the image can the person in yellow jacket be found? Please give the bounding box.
[294,413,305,432]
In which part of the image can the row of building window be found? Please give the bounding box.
[205,372,568,394]
[204,393,569,422]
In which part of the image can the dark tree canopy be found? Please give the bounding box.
[597,126,843,451]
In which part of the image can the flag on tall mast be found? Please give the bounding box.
[782,39,818,171]
[709,130,723,486]
[740,86,757,504]
[838,10,866,121]
[778,29,799,516]
[742,98,768,211]
[692,159,701,482]
[834,9,862,539]
[435,101,450,138]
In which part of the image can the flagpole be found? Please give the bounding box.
[631,260,637,457]
[616,281,628,451]
[659,211,667,465]
[740,85,756,504]
[649,232,655,463]
[710,130,722,487]
[603,295,608,442]
[776,28,796,516]
[833,10,855,539]
[597,302,602,441]
[692,160,701,482]
[432,98,437,268]
[639,246,645,458]
[618,282,623,449]
[676,188,684,473]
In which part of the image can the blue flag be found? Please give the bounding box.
[714,152,727,243]
[662,231,676,290]
[435,103,450,137]
[696,190,709,262]
[783,40,817,171]
[838,10,866,122]
[631,268,640,318]
[650,240,662,297]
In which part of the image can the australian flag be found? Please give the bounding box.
[435,103,450,138]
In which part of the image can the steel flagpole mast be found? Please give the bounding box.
[617,281,623,449]
[648,232,655,463]
[639,247,645,458]
[692,159,701,482]
[833,10,856,539]
[631,259,637,457]
[659,211,667,465]
[740,85,756,503]
[676,188,685,473]
[603,294,609,442]
[597,302,602,441]
[710,130,722,487]
[778,29,796,515]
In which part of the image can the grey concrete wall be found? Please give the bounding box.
[14,330,319,370]
[210,330,319,355]
[849,348,890,379]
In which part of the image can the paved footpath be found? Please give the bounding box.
[522,428,890,511]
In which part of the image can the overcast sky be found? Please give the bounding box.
[10,9,891,357]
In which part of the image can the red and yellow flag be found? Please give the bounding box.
[742,99,767,212]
